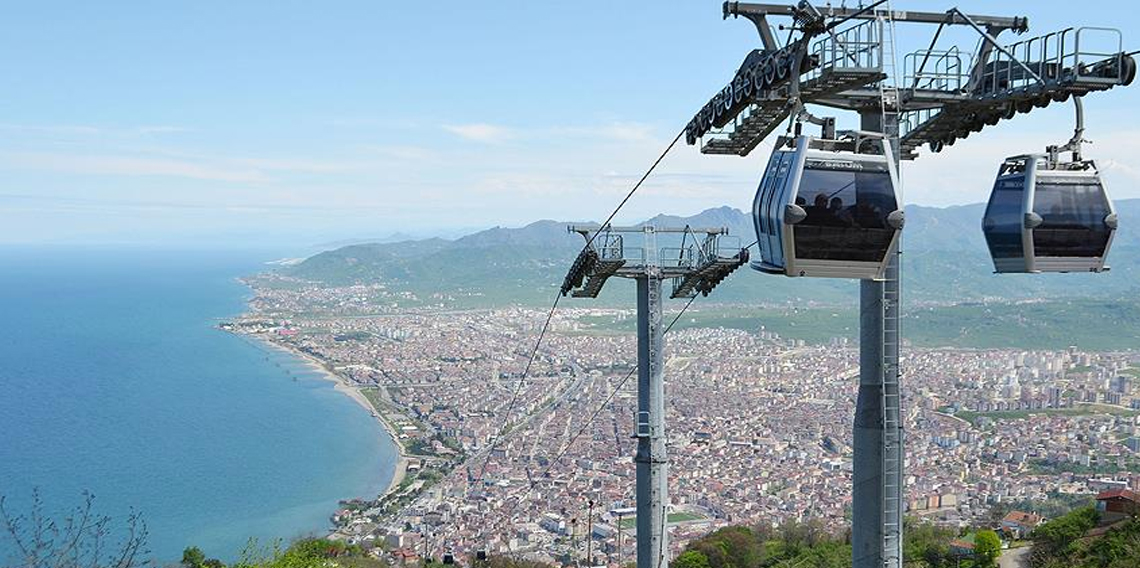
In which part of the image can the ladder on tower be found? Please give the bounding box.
[878,9,901,139]
[878,6,903,568]
[881,277,902,568]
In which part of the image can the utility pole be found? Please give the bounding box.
[587,499,596,566]
[616,511,624,567]
[562,225,748,568]
[571,517,579,567]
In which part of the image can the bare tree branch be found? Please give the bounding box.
[0,491,151,568]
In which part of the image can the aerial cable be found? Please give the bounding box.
[586,130,686,249]
[471,127,687,488]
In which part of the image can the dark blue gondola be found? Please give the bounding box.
[983,155,1116,274]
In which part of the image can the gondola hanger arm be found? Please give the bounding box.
[1047,96,1089,164]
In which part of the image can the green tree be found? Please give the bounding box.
[903,519,955,567]
[688,526,763,568]
[673,550,712,568]
[1031,506,1100,562]
[973,530,1001,568]
[183,547,208,568]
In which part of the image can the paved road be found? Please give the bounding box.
[1000,545,1032,568]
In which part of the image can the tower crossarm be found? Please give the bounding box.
[688,2,1140,159]
[898,26,1136,159]
[724,3,1028,33]
[561,225,747,298]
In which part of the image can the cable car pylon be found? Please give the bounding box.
[562,225,748,568]
[684,3,1135,568]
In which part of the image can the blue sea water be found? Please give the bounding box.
[0,247,397,564]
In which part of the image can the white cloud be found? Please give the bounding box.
[135,125,194,135]
[442,123,515,143]
[552,122,658,143]
[2,152,269,183]
[360,145,438,162]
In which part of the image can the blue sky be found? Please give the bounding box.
[1,1,1138,246]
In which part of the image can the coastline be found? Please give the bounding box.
[247,335,411,499]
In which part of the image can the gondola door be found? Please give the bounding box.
[752,144,798,274]
[1028,168,1116,273]
[983,158,1035,273]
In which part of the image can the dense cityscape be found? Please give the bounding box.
[224,274,1140,566]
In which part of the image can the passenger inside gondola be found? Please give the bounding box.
[805,193,830,225]
[793,164,896,262]
[830,197,854,227]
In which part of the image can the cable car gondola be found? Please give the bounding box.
[982,98,1117,273]
[751,132,904,279]
[982,155,1116,273]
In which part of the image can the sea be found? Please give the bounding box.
[0,246,398,564]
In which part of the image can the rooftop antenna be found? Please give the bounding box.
[688,2,1134,567]
[562,224,748,568]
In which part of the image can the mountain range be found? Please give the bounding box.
[283,200,1140,308]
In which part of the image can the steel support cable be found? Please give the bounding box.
[650,241,754,568]
[471,128,687,488]
[585,129,686,251]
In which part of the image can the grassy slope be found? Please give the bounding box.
[577,298,1140,350]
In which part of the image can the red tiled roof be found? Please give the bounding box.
[1096,488,1140,502]
[1002,510,1042,526]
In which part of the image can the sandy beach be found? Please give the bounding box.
[254,336,411,498]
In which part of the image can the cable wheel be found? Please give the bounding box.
[752,68,768,93]
[1121,55,1137,86]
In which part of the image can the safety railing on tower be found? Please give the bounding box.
[975,26,1125,97]
[904,47,970,91]
[807,18,884,80]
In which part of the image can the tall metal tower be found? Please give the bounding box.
[562,225,748,568]
[683,2,1135,567]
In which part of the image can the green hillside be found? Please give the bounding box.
[284,201,1140,307]
[577,298,1140,350]
[274,202,1140,350]
[1029,507,1140,568]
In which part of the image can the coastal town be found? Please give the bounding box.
[222,273,1140,566]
